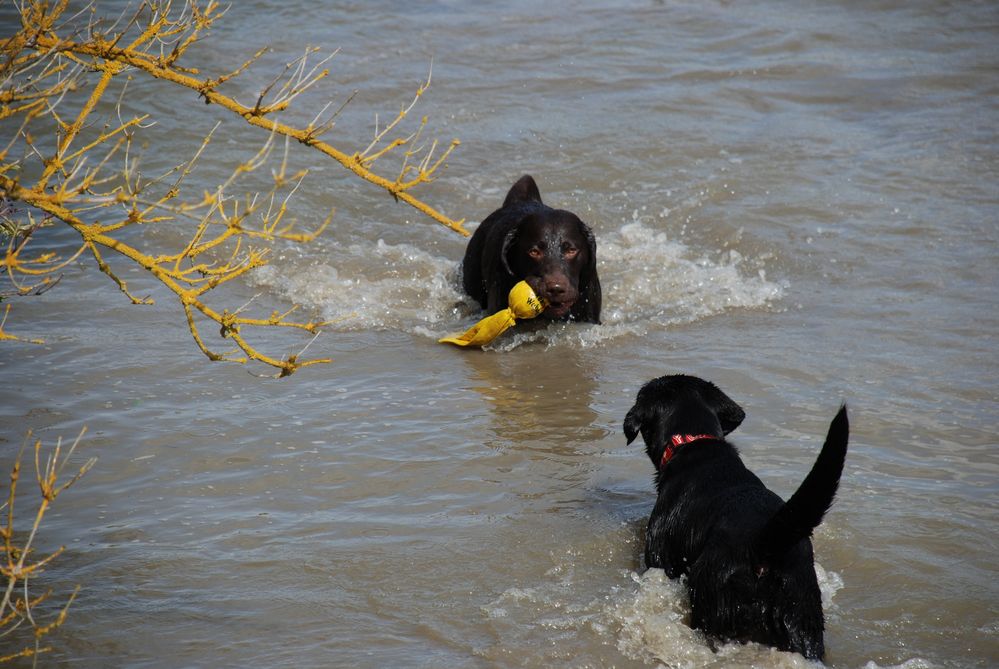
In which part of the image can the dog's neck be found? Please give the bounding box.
[660,433,718,468]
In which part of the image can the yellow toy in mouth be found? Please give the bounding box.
[439,281,547,347]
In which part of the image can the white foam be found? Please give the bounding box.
[815,561,844,610]
[481,564,845,667]
[606,569,719,666]
[599,222,783,326]
[862,660,938,669]
[251,221,784,345]
[251,238,476,330]
[606,568,829,668]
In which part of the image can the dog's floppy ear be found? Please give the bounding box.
[503,175,543,207]
[623,404,644,445]
[500,225,519,277]
[717,404,746,435]
[576,218,601,322]
[699,381,746,435]
[578,219,598,275]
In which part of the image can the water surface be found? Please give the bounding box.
[2,1,997,667]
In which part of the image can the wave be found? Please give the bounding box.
[250,221,785,347]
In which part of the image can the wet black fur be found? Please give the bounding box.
[623,374,849,660]
[461,175,601,323]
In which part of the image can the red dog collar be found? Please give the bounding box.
[661,434,717,468]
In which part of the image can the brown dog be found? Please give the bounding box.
[461,175,601,323]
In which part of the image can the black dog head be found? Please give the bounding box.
[461,175,601,323]
[624,374,745,467]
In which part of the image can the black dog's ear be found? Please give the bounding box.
[503,175,543,207]
[718,404,746,435]
[623,404,644,445]
[699,382,746,435]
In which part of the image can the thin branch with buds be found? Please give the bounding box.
[1,0,467,376]
[0,429,94,663]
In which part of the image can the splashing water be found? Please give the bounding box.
[604,564,846,668]
[481,562,846,669]
[251,238,472,330]
[250,221,784,347]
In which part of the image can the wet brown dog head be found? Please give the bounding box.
[460,175,601,323]
[499,177,598,320]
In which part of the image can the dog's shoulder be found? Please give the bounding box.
[649,441,777,555]
[658,439,747,484]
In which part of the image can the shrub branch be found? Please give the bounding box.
[1,0,466,376]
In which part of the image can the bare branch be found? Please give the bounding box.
[0,429,93,662]
[1,0,466,376]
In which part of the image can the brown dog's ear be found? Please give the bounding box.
[503,175,543,207]
[578,219,598,273]
[500,225,519,277]
[575,218,601,322]
[623,404,643,445]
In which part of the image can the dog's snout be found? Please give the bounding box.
[538,273,578,306]
[545,278,567,297]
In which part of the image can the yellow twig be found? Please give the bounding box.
[1,428,93,662]
[1,0,467,375]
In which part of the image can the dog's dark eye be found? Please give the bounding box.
[528,247,544,259]
[563,246,579,259]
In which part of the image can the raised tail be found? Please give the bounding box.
[756,405,849,559]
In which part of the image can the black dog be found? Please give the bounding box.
[623,374,848,660]
[461,175,601,323]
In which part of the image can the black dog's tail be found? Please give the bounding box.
[756,406,849,559]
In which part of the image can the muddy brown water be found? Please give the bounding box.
[2,1,997,667]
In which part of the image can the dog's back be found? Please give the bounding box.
[689,407,849,659]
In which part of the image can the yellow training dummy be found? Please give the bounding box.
[439,281,547,347]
